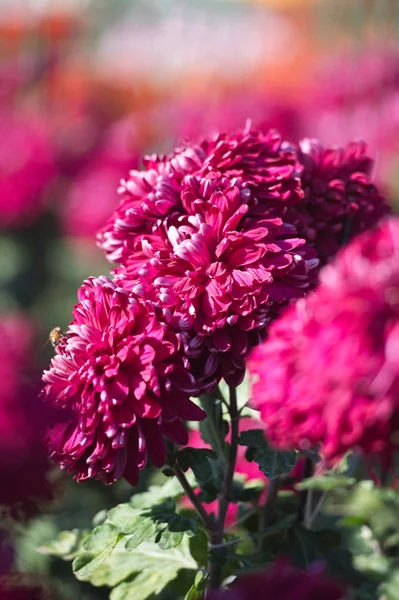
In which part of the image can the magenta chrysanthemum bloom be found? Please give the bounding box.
[42,276,205,485]
[207,560,346,600]
[249,217,399,464]
[0,112,55,229]
[99,126,318,386]
[290,139,390,261]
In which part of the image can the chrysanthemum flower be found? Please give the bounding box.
[249,217,399,464]
[206,560,346,599]
[42,276,205,485]
[290,139,390,261]
[99,126,318,387]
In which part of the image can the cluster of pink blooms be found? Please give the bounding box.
[249,217,399,464]
[206,560,346,600]
[0,316,53,513]
[100,126,318,389]
[42,124,390,484]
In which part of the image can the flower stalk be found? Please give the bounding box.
[172,462,214,532]
[258,477,279,550]
[208,385,239,590]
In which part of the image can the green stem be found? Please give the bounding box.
[199,393,227,465]
[297,457,314,523]
[307,492,326,529]
[172,463,214,532]
[208,386,239,590]
[258,477,279,550]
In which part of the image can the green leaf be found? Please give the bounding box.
[263,513,297,534]
[82,524,119,553]
[86,547,141,588]
[199,394,228,458]
[38,529,88,560]
[326,482,399,550]
[108,504,142,534]
[383,569,399,600]
[87,536,197,588]
[353,554,393,579]
[73,542,119,580]
[130,475,196,509]
[185,571,207,600]
[107,497,198,552]
[238,429,296,479]
[124,518,157,551]
[296,475,355,492]
[92,509,109,527]
[288,525,367,587]
[177,448,216,485]
[110,568,181,600]
[146,502,197,550]
[189,529,209,567]
[156,530,185,550]
[73,525,120,580]
[230,478,263,503]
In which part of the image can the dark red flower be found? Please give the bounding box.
[206,560,346,600]
[289,139,390,261]
[42,276,205,485]
[99,126,318,387]
[249,217,399,464]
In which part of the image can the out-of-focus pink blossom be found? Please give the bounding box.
[99,125,318,388]
[42,276,205,486]
[147,92,303,146]
[207,560,346,600]
[0,316,53,513]
[307,45,399,153]
[0,113,55,229]
[249,217,399,464]
[62,117,139,239]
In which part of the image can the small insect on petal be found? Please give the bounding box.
[42,327,64,350]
